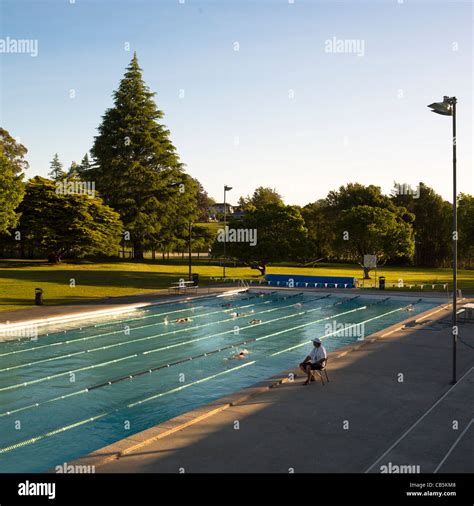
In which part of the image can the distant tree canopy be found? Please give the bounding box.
[335,205,414,277]
[238,186,284,211]
[0,127,29,174]
[195,180,213,222]
[0,129,26,234]
[458,193,474,268]
[300,199,335,262]
[213,203,308,275]
[392,183,452,267]
[17,177,123,262]
[302,183,414,276]
[90,53,196,259]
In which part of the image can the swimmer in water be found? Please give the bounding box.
[294,303,303,309]
[175,317,192,324]
[221,303,232,308]
[249,319,261,325]
[225,349,249,361]
[405,304,414,312]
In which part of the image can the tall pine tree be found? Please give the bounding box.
[91,53,194,259]
[49,153,65,180]
[78,153,91,177]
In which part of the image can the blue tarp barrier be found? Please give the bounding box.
[265,274,357,289]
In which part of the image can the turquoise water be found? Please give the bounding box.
[0,291,436,472]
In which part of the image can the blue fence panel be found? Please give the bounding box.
[265,274,356,289]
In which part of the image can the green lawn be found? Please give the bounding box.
[0,259,472,312]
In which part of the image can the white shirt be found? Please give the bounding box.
[309,345,327,364]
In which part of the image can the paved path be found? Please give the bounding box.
[98,304,474,473]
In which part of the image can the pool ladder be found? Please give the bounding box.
[238,279,250,291]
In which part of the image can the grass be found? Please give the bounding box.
[0,259,472,312]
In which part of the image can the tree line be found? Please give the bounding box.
[0,54,472,271]
[216,184,474,275]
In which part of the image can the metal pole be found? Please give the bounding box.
[188,221,192,281]
[223,186,227,279]
[452,98,457,384]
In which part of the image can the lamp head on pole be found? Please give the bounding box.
[427,96,456,116]
[224,185,233,192]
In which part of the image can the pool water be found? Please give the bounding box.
[0,290,436,472]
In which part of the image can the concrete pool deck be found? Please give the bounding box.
[0,286,235,328]
[66,296,474,474]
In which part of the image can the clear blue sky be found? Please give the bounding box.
[1,0,472,205]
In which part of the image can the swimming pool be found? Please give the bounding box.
[0,290,437,472]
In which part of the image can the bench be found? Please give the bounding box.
[168,281,198,295]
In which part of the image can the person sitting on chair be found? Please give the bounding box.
[299,338,327,385]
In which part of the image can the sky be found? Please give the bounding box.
[0,0,472,206]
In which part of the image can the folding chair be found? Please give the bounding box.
[312,358,330,386]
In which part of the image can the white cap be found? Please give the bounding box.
[313,338,322,344]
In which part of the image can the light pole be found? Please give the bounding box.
[428,96,458,384]
[223,185,232,278]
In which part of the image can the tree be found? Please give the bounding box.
[0,152,25,234]
[67,161,80,178]
[18,177,123,263]
[238,186,284,211]
[392,183,451,267]
[76,153,92,179]
[0,128,29,174]
[191,225,214,255]
[49,153,65,180]
[458,193,474,268]
[335,205,414,278]
[301,183,413,270]
[195,180,212,222]
[90,53,189,259]
[0,129,26,234]
[301,199,336,263]
[213,203,308,275]
[326,183,395,212]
